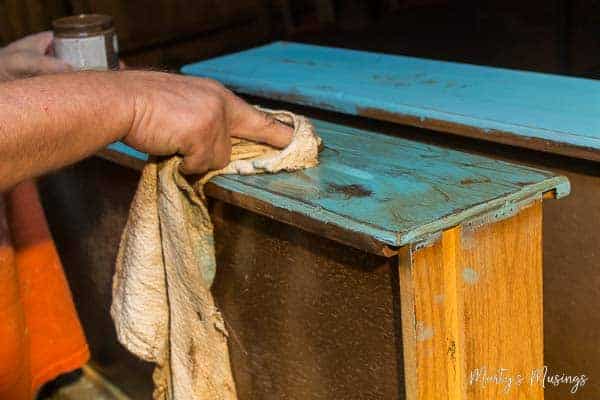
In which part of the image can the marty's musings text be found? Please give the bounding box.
[469,366,588,394]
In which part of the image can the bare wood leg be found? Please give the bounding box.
[399,201,544,399]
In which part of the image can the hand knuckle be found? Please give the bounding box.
[201,77,225,91]
[198,113,219,135]
[208,94,226,111]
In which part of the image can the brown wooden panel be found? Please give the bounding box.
[399,228,465,399]
[399,202,544,399]
[461,202,544,399]
[211,200,404,399]
[541,169,600,400]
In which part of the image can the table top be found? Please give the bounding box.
[104,119,568,255]
[182,41,600,162]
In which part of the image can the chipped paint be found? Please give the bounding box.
[434,294,445,304]
[460,177,491,185]
[552,178,571,199]
[462,192,545,233]
[413,232,442,251]
[326,183,372,199]
[461,229,475,251]
[462,267,479,285]
[416,321,434,342]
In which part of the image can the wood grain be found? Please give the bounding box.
[99,118,568,252]
[399,228,466,399]
[212,201,403,399]
[181,41,600,161]
[399,201,544,399]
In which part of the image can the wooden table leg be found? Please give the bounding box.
[399,201,544,399]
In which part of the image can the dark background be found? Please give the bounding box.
[1,0,599,78]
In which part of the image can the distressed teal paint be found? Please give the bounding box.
[105,119,569,246]
[107,142,148,161]
[181,41,600,157]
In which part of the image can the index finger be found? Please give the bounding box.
[227,94,293,149]
[6,31,53,55]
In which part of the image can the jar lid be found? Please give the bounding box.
[52,14,113,35]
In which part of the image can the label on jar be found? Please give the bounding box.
[54,35,108,70]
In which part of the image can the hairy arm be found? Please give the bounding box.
[0,72,131,191]
[0,70,292,192]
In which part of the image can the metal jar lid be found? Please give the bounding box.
[52,14,114,37]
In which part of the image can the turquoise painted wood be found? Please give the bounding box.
[181,41,600,161]
[107,142,148,161]
[104,119,569,247]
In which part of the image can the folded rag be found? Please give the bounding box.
[111,108,321,399]
[0,181,89,400]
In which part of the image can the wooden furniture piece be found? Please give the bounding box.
[182,41,600,161]
[181,43,600,399]
[96,118,568,399]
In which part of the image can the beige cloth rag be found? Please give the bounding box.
[110,108,321,400]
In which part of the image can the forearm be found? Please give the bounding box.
[0,71,133,191]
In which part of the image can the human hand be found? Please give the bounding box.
[0,31,72,82]
[120,71,293,174]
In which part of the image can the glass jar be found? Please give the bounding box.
[52,14,119,71]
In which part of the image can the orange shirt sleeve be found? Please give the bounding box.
[0,181,89,400]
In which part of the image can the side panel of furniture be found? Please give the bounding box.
[399,202,544,399]
[541,165,600,399]
[211,200,403,399]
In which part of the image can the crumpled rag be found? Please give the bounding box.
[110,108,321,399]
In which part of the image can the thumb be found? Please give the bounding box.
[228,95,293,149]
